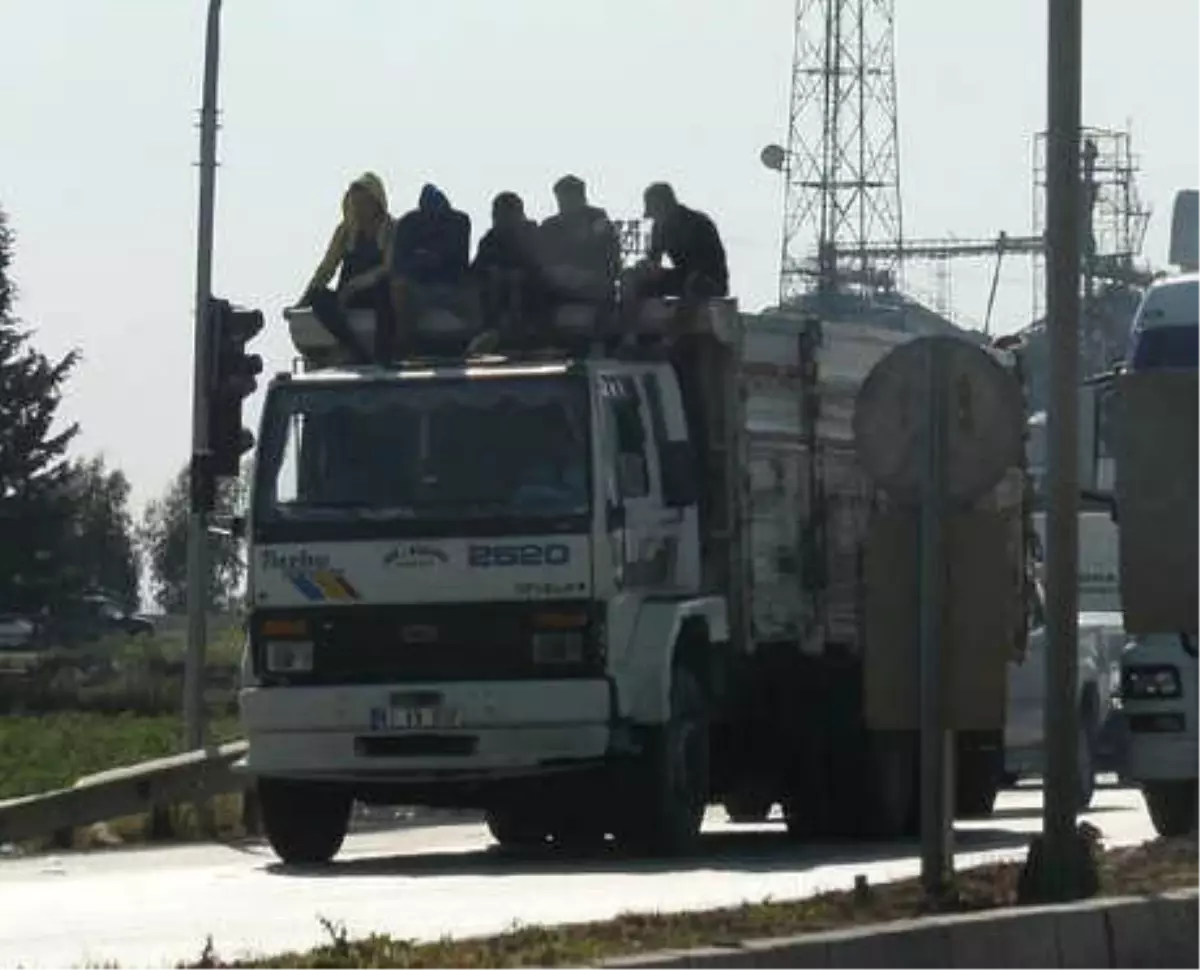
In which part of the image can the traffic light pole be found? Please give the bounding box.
[185,0,223,752]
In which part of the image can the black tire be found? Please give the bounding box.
[485,808,549,851]
[548,818,609,853]
[1144,781,1198,838]
[723,795,773,824]
[783,796,824,840]
[860,731,918,839]
[258,778,352,866]
[618,665,710,856]
[956,749,1000,819]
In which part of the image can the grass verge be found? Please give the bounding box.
[0,712,246,853]
[179,835,1197,969]
[0,712,241,800]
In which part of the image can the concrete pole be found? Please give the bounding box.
[184,0,223,752]
[1042,0,1084,885]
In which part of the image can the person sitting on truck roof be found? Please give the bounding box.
[539,175,620,306]
[390,183,473,357]
[629,182,729,301]
[468,191,548,354]
[299,172,397,365]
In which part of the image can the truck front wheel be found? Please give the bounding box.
[258,778,352,866]
[619,665,710,856]
[1143,780,1198,837]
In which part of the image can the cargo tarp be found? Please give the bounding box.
[1115,371,1198,634]
[864,508,1018,731]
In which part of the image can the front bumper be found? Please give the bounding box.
[238,679,614,782]
[1118,703,1198,782]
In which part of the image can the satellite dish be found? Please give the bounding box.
[760,144,787,173]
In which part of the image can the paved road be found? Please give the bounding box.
[0,781,1153,969]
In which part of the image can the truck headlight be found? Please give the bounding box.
[265,639,314,673]
[532,631,585,664]
[1121,665,1181,700]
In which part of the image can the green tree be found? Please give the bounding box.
[62,456,141,611]
[140,464,245,614]
[0,206,81,613]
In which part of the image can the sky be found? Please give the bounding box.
[0,0,1196,517]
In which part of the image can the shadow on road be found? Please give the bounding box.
[264,824,1032,881]
[985,802,1126,822]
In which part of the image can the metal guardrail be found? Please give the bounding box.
[0,740,249,845]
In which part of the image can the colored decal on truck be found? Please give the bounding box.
[290,569,360,603]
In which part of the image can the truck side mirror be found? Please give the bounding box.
[660,441,699,509]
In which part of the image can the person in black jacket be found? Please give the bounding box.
[634,182,729,299]
[468,192,547,352]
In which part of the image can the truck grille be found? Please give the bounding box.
[252,601,600,685]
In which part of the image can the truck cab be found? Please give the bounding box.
[239,301,737,863]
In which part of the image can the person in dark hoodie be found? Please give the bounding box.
[470,191,547,350]
[300,172,396,364]
[390,183,472,355]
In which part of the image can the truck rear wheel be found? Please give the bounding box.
[723,794,773,824]
[955,737,1001,819]
[860,731,918,839]
[258,778,352,866]
[485,809,549,851]
[618,665,710,856]
[1144,781,1198,837]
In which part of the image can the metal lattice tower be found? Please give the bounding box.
[774,0,904,304]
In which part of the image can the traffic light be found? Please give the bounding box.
[207,297,264,479]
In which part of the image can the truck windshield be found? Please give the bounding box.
[254,375,590,528]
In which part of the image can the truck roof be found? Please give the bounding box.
[282,298,744,374]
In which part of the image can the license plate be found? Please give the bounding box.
[371,691,463,731]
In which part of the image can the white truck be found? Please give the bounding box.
[236,299,1029,864]
[1110,240,1198,837]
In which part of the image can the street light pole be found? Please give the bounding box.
[184,0,224,752]
[1021,0,1098,901]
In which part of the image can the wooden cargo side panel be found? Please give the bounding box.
[863,508,1016,731]
[1115,372,1199,634]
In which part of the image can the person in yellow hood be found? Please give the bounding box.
[300,172,397,364]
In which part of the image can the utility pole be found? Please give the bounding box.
[184,0,224,752]
[1021,0,1098,902]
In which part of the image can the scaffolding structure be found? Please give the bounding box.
[1032,125,1152,322]
[1029,124,1154,370]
